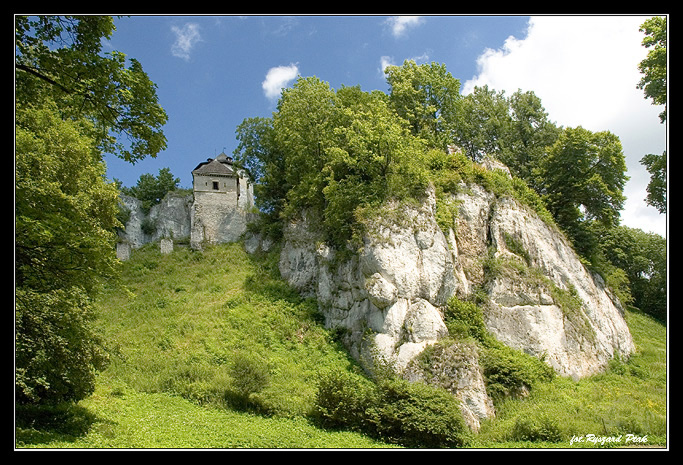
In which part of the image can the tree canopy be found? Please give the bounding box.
[15,15,168,163]
[234,59,666,320]
[636,16,667,215]
[15,15,168,404]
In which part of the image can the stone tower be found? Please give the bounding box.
[190,152,254,249]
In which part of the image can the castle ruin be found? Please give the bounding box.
[116,152,254,257]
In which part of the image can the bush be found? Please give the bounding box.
[511,414,563,442]
[226,352,270,410]
[444,297,488,343]
[481,341,555,401]
[315,372,470,448]
[368,378,471,448]
[314,369,376,432]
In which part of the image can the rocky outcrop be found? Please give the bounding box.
[118,193,192,249]
[269,170,635,431]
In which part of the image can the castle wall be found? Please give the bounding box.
[190,173,254,249]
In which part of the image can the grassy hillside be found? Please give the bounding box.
[16,241,667,449]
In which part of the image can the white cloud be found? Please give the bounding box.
[379,56,394,76]
[262,63,299,100]
[385,16,423,38]
[463,15,667,237]
[171,23,202,60]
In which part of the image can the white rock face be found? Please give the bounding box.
[479,195,635,379]
[273,177,635,431]
[118,193,192,249]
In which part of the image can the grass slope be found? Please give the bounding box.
[16,241,667,449]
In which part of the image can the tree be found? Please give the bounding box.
[596,225,667,322]
[499,90,560,189]
[540,127,628,249]
[453,85,511,162]
[274,76,338,218]
[15,102,117,404]
[15,15,168,163]
[120,167,181,213]
[636,17,667,215]
[385,60,461,150]
[237,76,429,248]
[637,16,667,123]
[640,151,667,214]
[15,16,167,404]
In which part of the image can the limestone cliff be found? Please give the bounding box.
[251,166,634,431]
[118,193,192,249]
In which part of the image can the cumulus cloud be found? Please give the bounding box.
[385,16,423,38]
[463,15,666,236]
[379,56,394,76]
[262,63,299,100]
[171,23,202,60]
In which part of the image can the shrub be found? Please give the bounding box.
[511,414,563,442]
[480,341,555,401]
[314,371,470,448]
[368,378,471,448]
[444,296,488,343]
[226,352,270,410]
[314,369,375,432]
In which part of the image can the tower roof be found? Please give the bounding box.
[192,152,235,177]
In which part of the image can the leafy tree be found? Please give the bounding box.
[15,15,168,163]
[499,89,561,189]
[453,85,511,162]
[637,17,667,215]
[640,151,667,214]
[637,16,667,123]
[539,127,628,247]
[596,225,667,322]
[15,102,117,404]
[233,116,289,237]
[385,60,461,150]
[274,76,338,218]
[15,15,167,404]
[119,167,181,213]
[243,76,429,247]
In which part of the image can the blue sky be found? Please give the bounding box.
[102,14,666,237]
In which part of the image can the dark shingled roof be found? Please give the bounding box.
[192,152,235,177]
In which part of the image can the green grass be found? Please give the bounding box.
[16,242,394,449]
[473,309,668,448]
[16,241,666,449]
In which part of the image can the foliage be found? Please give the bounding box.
[314,369,377,432]
[443,296,488,343]
[453,85,512,162]
[510,414,563,443]
[15,101,117,404]
[443,296,555,402]
[315,370,471,448]
[367,377,471,448]
[594,225,667,322]
[500,89,561,188]
[481,340,555,402]
[640,151,667,214]
[385,60,461,149]
[226,352,271,410]
[118,167,181,214]
[539,126,628,256]
[15,15,168,162]
[236,75,430,249]
[637,16,667,123]
[15,15,168,406]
